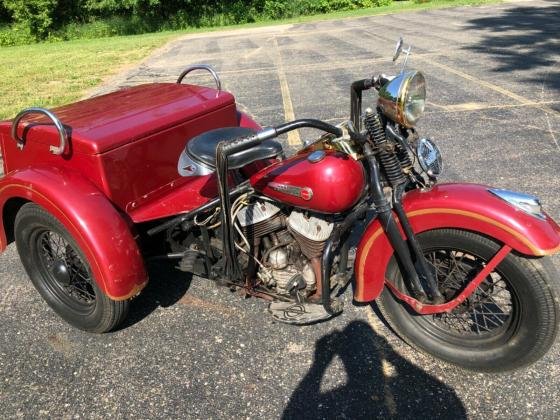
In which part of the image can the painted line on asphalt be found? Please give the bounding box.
[417,56,560,116]
[426,100,560,114]
[272,37,302,146]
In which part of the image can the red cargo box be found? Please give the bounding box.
[0,83,237,217]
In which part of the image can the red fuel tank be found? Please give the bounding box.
[250,151,366,213]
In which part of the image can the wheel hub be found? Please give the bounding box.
[50,260,71,286]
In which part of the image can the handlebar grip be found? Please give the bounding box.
[218,127,278,156]
[219,134,261,155]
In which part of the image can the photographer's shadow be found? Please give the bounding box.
[283,320,466,419]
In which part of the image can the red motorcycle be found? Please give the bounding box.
[0,39,558,372]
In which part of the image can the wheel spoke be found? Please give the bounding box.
[37,230,96,305]
[422,246,514,337]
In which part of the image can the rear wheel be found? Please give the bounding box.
[377,229,560,372]
[15,203,129,333]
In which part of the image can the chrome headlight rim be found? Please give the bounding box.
[488,188,546,220]
[378,70,426,128]
[416,137,443,177]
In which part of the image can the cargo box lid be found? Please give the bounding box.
[9,83,236,155]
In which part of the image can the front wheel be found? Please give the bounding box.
[15,203,129,333]
[377,229,560,372]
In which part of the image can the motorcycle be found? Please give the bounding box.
[0,38,558,372]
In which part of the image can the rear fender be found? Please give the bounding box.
[0,166,147,300]
[354,183,560,302]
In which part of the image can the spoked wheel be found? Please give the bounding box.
[15,203,129,333]
[422,249,516,340]
[377,229,560,372]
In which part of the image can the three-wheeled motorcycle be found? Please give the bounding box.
[0,39,558,372]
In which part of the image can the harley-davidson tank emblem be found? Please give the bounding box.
[267,182,313,201]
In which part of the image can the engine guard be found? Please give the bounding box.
[354,183,560,306]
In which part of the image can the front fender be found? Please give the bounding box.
[354,183,560,302]
[0,166,147,300]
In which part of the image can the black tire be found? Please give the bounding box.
[15,203,129,333]
[377,228,560,372]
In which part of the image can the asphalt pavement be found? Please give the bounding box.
[1,0,560,418]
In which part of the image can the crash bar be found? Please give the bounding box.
[11,107,68,155]
[176,64,222,91]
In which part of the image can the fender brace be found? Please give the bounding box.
[386,244,512,315]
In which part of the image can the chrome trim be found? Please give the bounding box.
[177,64,222,91]
[255,127,277,141]
[416,138,443,176]
[489,189,546,220]
[11,107,68,155]
[178,149,215,177]
[377,70,425,128]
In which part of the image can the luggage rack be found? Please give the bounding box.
[176,64,222,91]
[11,107,67,155]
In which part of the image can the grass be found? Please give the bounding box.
[0,32,176,120]
[0,0,500,120]
[136,0,501,36]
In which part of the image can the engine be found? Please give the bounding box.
[236,199,334,296]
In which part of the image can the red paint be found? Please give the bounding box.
[250,151,366,213]
[354,183,560,303]
[0,166,147,300]
[385,245,512,314]
[10,83,235,155]
[128,174,218,223]
[0,83,238,220]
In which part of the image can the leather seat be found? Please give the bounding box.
[186,127,283,170]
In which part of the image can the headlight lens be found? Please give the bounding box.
[378,70,426,127]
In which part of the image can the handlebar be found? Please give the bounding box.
[218,119,343,156]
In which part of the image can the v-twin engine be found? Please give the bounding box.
[236,199,334,296]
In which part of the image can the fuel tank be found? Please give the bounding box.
[250,151,366,213]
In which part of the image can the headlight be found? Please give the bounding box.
[416,138,442,176]
[378,70,426,127]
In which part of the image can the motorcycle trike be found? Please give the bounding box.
[0,40,558,372]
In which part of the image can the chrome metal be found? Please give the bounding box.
[177,64,222,91]
[489,189,546,220]
[178,149,215,177]
[377,70,426,128]
[256,127,277,141]
[307,150,326,163]
[268,248,289,270]
[393,37,403,62]
[416,138,443,176]
[401,45,412,73]
[11,107,68,155]
[268,182,313,201]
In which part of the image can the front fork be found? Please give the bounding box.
[363,141,445,304]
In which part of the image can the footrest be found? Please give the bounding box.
[269,301,333,325]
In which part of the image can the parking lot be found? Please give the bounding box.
[1,0,559,418]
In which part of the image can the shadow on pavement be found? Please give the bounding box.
[282,320,466,419]
[121,259,192,329]
[464,3,559,95]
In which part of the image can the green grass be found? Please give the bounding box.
[0,0,500,120]
[131,0,501,36]
[0,32,176,120]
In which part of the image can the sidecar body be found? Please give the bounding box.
[0,80,262,300]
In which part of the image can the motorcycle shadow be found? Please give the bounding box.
[120,259,193,330]
[282,320,466,420]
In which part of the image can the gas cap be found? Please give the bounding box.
[307,150,326,163]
